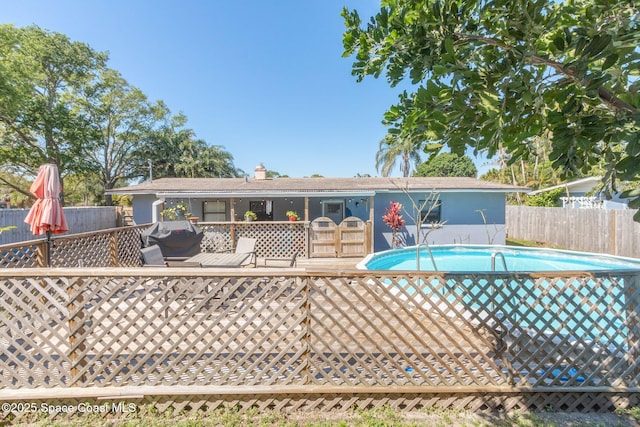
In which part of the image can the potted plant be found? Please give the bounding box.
[244,210,257,222]
[161,202,190,221]
[286,210,300,221]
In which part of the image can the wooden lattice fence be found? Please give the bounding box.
[0,225,149,268]
[1,267,638,418]
[0,222,309,269]
[198,221,307,259]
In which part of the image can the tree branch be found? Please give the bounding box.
[455,32,638,114]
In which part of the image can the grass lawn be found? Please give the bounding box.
[6,404,640,426]
[506,237,563,249]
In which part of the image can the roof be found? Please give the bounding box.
[527,177,602,195]
[107,177,529,198]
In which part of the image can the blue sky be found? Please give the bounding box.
[4,1,490,178]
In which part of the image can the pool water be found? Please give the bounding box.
[358,245,640,348]
[360,245,640,272]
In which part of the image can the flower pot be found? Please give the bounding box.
[289,216,297,222]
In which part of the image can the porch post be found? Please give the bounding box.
[304,197,309,222]
[369,196,375,253]
[230,197,236,222]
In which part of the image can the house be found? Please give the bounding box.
[527,176,629,210]
[107,166,528,252]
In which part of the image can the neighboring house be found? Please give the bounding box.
[527,176,629,210]
[107,166,527,251]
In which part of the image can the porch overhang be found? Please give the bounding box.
[155,191,376,199]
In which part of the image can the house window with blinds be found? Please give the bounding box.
[203,201,226,221]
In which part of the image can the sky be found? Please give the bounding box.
[3,1,490,178]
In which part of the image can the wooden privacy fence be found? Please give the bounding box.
[1,267,639,417]
[506,206,640,258]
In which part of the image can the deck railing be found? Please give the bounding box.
[0,222,310,268]
[1,267,638,416]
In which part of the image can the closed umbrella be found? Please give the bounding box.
[24,163,68,266]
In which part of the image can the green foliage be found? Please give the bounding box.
[77,68,166,205]
[0,225,16,235]
[524,187,566,207]
[375,134,423,177]
[343,0,640,218]
[0,24,107,180]
[414,152,477,177]
[161,201,190,220]
[132,113,241,181]
[0,25,242,206]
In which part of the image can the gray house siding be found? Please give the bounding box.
[373,192,507,251]
[132,194,157,225]
[113,176,524,252]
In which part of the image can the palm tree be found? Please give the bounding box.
[375,135,422,177]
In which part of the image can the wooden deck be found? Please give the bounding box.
[293,256,363,269]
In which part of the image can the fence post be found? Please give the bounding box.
[625,274,640,377]
[302,275,312,385]
[230,223,236,248]
[109,230,119,267]
[36,240,47,268]
[67,276,87,385]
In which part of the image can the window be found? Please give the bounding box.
[322,200,345,223]
[203,201,226,221]
[420,200,441,224]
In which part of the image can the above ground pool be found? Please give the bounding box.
[358,245,640,349]
[358,244,640,272]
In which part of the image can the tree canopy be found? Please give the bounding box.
[342,0,640,218]
[375,134,422,177]
[0,24,107,199]
[414,152,477,177]
[0,25,242,206]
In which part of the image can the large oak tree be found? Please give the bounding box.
[342,0,640,218]
[0,25,107,200]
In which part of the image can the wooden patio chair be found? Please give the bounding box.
[227,237,257,267]
[141,245,201,267]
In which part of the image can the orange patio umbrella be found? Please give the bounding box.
[24,163,68,266]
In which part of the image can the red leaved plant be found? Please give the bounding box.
[382,201,405,248]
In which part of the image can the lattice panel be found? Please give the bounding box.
[0,225,149,269]
[52,234,113,267]
[484,273,640,388]
[199,222,307,259]
[0,276,72,387]
[308,274,507,387]
[199,225,232,253]
[55,273,308,387]
[114,226,147,266]
[0,243,41,268]
[1,269,639,416]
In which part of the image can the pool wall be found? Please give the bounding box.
[359,244,640,272]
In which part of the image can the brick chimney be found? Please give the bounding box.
[254,164,267,180]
